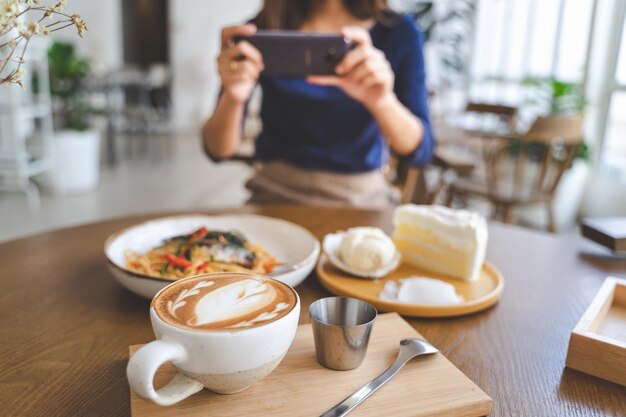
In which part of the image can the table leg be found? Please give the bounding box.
[105,86,116,166]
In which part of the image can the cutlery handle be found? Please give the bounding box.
[320,356,407,417]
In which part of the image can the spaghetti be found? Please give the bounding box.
[125,227,281,280]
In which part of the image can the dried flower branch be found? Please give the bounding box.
[0,0,86,86]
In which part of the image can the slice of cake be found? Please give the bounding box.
[392,204,488,282]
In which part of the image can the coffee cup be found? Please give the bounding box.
[127,272,300,406]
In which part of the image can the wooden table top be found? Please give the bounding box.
[1,205,625,416]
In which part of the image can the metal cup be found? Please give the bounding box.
[309,297,377,371]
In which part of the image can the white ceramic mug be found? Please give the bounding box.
[127,275,300,406]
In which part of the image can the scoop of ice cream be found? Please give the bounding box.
[380,277,463,305]
[339,227,395,272]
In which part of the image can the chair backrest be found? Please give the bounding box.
[463,102,518,134]
[521,114,584,144]
[465,102,517,118]
[484,114,584,202]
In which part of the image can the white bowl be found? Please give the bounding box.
[322,231,401,279]
[105,214,320,298]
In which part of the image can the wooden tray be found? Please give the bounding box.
[129,313,492,416]
[566,277,626,386]
[317,255,504,318]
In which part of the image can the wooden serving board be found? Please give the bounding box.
[129,313,492,416]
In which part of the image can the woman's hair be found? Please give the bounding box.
[255,0,393,30]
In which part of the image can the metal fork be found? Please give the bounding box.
[265,263,295,277]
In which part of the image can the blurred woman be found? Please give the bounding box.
[202,0,434,207]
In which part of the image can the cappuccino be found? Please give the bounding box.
[129,273,300,403]
[153,273,297,331]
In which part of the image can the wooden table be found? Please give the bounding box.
[1,205,625,416]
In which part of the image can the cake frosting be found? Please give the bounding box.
[339,227,396,272]
[392,204,488,282]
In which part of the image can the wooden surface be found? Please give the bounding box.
[566,278,626,387]
[1,205,626,416]
[130,313,492,416]
[523,114,585,144]
[317,255,504,318]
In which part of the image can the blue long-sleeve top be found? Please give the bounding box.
[254,14,434,173]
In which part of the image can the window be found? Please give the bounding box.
[617,20,626,85]
[555,0,594,81]
[603,93,626,176]
[600,22,626,180]
[469,0,594,106]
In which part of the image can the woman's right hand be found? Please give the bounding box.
[217,24,264,104]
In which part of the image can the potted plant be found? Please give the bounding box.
[41,41,100,194]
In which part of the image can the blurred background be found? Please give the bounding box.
[1,0,625,242]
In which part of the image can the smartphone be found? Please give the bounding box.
[234,31,353,77]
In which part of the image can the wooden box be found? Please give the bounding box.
[566,277,626,386]
[581,217,626,253]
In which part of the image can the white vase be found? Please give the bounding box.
[37,129,101,194]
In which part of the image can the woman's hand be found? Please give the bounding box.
[308,26,394,110]
[217,24,264,104]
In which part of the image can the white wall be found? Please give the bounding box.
[48,0,123,74]
[579,0,626,217]
[581,174,626,217]
[168,0,262,133]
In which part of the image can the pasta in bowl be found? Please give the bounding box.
[125,227,281,279]
[105,214,320,298]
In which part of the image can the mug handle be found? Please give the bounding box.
[127,339,204,406]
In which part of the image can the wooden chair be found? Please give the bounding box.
[390,103,519,205]
[430,103,518,204]
[446,114,585,232]
[387,159,431,204]
[435,102,518,161]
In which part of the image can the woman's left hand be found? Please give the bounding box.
[308,26,394,110]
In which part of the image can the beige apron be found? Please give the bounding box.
[246,161,400,209]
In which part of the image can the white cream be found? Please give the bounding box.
[339,227,395,272]
[380,277,463,305]
[188,279,277,327]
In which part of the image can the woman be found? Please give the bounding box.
[202,0,434,208]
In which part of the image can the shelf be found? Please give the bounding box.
[0,154,53,176]
[0,101,52,119]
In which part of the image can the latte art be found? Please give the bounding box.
[229,302,290,328]
[154,274,297,331]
